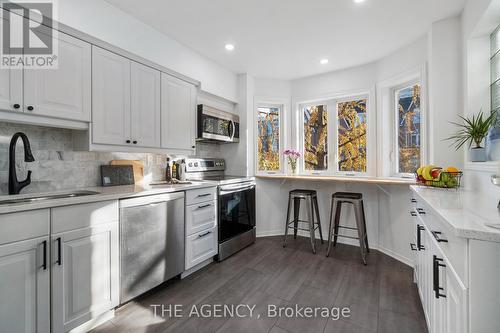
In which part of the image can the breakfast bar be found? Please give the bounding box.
[255,174,416,185]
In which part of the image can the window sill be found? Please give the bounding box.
[254,174,416,185]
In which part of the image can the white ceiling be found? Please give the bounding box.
[104,0,466,80]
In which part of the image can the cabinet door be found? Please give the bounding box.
[51,223,119,333]
[24,30,91,121]
[92,46,131,146]
[130,62,161,147]
[185,226,217,270]
[0,237,50,333]
[0,67,23,113]
[161,73,196,151]
[445,267,467,333]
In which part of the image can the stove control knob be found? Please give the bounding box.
[194,163,198,167]
[188,163,193,167]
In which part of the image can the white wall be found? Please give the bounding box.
[58,0,238,102]
[427,16,464,169]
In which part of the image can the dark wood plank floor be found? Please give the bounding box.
[91,236,427,333]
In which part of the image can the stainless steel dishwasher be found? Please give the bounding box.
[119,192,185,304]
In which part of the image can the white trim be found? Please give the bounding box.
[464,161,500,172]
[254,96,290,176]
[294,89,375,177]
[376,64,428,178]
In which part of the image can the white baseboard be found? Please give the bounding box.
[257,229,414,268]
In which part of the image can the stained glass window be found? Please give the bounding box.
[338,99,367,172]
[304,105,328,171]
[257,106,280,171]
[397,84,421,173]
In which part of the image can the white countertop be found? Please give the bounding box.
[0,181,218,214]
[410,185,500,242]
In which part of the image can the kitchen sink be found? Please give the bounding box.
[0,191,100,205]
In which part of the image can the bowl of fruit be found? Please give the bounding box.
[415,165,462,189]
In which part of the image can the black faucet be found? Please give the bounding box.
[9,132,35,195]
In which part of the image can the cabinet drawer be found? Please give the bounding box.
[52,200,119,234]
[185,226,217,270]
[186,187,216,206]
[186,200,216,236]
[0,209,49,245]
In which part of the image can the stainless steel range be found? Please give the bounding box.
[185,158,256,261]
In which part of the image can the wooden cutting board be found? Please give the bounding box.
[110,160,144,184]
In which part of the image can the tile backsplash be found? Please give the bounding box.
[0,123,222,195]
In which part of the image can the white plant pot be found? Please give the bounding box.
[469,147,486,162]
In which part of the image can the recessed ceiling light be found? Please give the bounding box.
[354,0,365,3]
[225,43,235,51]
[320,58,329,65]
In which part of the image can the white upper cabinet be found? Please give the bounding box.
[0,68,23,112]
[24,30,91,121]
[161,73,197,151]
[131,62,161,148]
[92,46,131,146]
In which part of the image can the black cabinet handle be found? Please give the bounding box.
[410,211,417,217]
[197,204,212,209]
[431,231,449,243]
[126,140,131,144]
[13,103,20,109]
[133,141,138,144]
[191,145,195,149]
[417,225,425,251]
[42,240,47,270]
[411,198,417,203]
[433,255,446,299]
[56,237,62,266]
[27,105,34,111]
[410,243,417,251]
[417,208,426,215]
[198,230,212,238]
[197,193,211,198]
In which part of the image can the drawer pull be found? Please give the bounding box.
[411,198,417,203]
[417,208,426,215]
[410,211,417,217]
[431,231,448,243]
[410,243,417,251]
[198,230,212,238]
[197,204,212,210]
[197,193,211,198]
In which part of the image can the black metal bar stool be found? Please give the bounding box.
[326,192,369,265]
[283,189,324,254]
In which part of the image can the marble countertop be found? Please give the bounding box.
[0,181,218,214]
[256,174,415,185]
[410,185,500,242]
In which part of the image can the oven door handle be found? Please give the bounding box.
[219,184,255,196]
[229,120,235,141]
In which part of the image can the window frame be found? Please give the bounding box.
[392,80,423,177]
[296,90,374,176]
[254,98,287,175]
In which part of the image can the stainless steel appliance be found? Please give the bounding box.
[119,192,185,304]
[197,105,240,143]
[185,158,255,261]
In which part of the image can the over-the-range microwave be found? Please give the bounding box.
[197,105,240,143]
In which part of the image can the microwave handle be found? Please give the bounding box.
[229,120,235,141]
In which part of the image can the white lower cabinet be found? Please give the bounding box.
[51,201,119,333]
[0,236,50,333]
[411,192,469,333]
[184,188,218,271]
[185,226,217,270]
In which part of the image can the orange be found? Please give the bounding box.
[445,166,459,173]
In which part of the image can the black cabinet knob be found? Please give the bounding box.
[126,140,131,144]
[133,141,137,144]
[27,106,34,111]
[13,103,20,109]
[192,145,195,149]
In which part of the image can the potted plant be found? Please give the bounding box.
[283,149,301,174]
[446,110,497,162]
